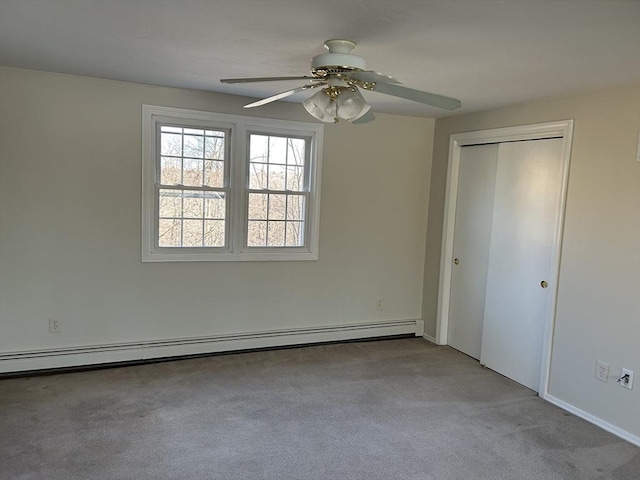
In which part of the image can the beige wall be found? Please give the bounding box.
[424,84,640,438]
[2,65,637,441]
[0,67,434,352]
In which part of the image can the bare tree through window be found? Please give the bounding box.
[157,126,227,247]
[143,106,322,261]
[247,134,307,247]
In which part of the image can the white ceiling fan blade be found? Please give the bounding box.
[352,111,376,124]
[372,82,461,110]
[243,83,325,108]
[221,76,319,84]
[349,71,401,84]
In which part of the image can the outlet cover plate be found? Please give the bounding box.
[49,318,62,333]
[620,368,634,390]
[595,361,609,382]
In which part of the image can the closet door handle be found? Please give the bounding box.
[540,280,548,289]
[454,258,460,265]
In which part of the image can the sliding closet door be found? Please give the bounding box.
[448,144,498,359]
[480,138,564,391]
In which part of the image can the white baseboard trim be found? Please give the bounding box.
[0,319,420,374]
[544,394,640,447]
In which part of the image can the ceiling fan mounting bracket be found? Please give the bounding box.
[311,39,367,73]
[323,39,357,54]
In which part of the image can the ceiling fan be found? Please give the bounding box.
[220,39,461,124]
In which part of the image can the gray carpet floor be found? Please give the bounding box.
[0,338,638,480]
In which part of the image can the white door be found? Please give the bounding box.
[480,138,564,391]
[448,144,498,359]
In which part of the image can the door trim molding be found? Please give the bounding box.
[436,120,574,397]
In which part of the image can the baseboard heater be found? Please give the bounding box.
[0,319,423,375]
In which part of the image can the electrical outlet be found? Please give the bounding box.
[595,361,609,382]
[375,296,383,310]
[619,369,634,390]
[49,318,61,333]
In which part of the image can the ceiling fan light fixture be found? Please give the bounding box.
[303,86,370,123]
[335,87,370,122]
[303,88,337,123]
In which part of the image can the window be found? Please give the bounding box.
[246,134,308,247]
[157,126,229,249]
[142,106,323,262]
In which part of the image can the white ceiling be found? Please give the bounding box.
[1,0,639,118]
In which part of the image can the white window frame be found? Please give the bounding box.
[142,105,323,262]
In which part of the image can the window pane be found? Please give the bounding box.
[268,136,287,164]
[204,192,226,219]
[286,195,305,222]
[158,189,226,248]
[161,126,182,133]
[160,157,182,185]
[204,220,225,247]
[287,138,306,166]
[286,166,304,191]
[161,132,182,156]
[184,128,204,135]
[159,189,182,218]
[247,221,267,246]
[286,221,305,246]
[250,135,269,163]
[204,160,224,187]
[249,162,268,189]
[158,219,181,247]
[268,164,285,190]
[183,158,203,186]
[248,193,268,220]
[183,193,204,218]
[267,221,285,246]
[182,219,204,247]
[184,134,204,158]
[205,137,224,160]
[268,194,286,220]
[245,133,311,250]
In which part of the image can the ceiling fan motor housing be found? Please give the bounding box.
[311,39,367,75]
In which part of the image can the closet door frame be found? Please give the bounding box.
[436,120,574,397]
